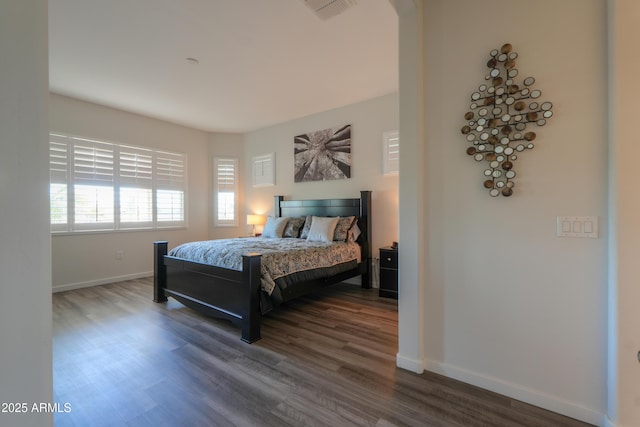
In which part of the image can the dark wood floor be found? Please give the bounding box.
[52,278,592,427]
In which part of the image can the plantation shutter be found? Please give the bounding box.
[383,131,399,175]
[49,134,69,230]
[48,131,187,232]
[252,153,275,187]
[49,136,68,185]
[73,139,114,186]
[71,138,114,229]
[156,151,185,190]
[119,146,153,226]
[214,157,238,226]
[155,151,186,224]
[119,145,153,188]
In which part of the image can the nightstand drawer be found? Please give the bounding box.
[379,250,397,269]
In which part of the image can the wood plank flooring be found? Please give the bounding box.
[52,278,593,427]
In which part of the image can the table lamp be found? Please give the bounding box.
[246,214,266,237]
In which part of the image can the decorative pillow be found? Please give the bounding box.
[299,215,313,239]
[283,217,305,238]
[347,221,361,243]
[333,216,356,241]
[262,216,289,238]
[306,216,340,243]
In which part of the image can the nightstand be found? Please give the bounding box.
[379,247,398,299]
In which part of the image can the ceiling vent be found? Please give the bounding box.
[303,0,358,20]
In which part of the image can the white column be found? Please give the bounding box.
[0,1,52,426]
[607,0,640,426]
[395,0,427,373]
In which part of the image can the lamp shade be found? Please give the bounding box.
[246,214,266,226]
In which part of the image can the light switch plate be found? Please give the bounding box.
[556,216,598,238]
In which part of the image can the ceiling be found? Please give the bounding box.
[48,0,399,133]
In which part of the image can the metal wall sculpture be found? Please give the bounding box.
[461,43,553,197]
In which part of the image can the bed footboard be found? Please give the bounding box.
[153,241,169,303]
[153,241,263,343]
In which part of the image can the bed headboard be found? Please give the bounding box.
[274,191,372,288]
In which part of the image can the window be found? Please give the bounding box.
[118,145,152,227]
[49,133,187,233]
[72,140,114,230]
[252,152,275,187]
[383,130,399,175]
[155,151,186,226]
[49,140,68,230]
[214,157,238,226]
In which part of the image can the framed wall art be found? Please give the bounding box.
[294,124,351,183]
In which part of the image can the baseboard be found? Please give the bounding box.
[396,352,426,374]
[421,359,604,426]
[396,354,605,426]
[52,271,153,293]
[603,416,640,427]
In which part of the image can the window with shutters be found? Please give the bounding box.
[252,153,275,187]
[49,139,69,232]
[118,145,153,228]
[214,157,238,227]
[49,133,186,233]
[155,151,185,226]
[73,139,115,230]
[382,130,399,176]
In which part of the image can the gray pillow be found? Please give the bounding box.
[283,217,305,238]
[333,216,356,241]
[299,215,313,239]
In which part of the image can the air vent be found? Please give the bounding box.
[303,0,357,20]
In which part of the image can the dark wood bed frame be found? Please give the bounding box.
[153,191,372,343]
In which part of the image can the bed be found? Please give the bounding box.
[153,191,372,343]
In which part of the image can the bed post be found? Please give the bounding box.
[360,191,373,289]
[153,241,169,302]
[241,253,262,343]
[274,195,284,217]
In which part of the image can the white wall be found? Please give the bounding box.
[50,94,210,291]
[49,92,398,289]
[0,1,53,425]
[398,0,607,424]
[242,93,399,255]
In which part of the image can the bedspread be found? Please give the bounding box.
[168,237,361,296]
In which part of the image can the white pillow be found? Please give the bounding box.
[262,216,289,238]
[306,216,340,243]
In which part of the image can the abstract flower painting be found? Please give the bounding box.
[294,125,351,183]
